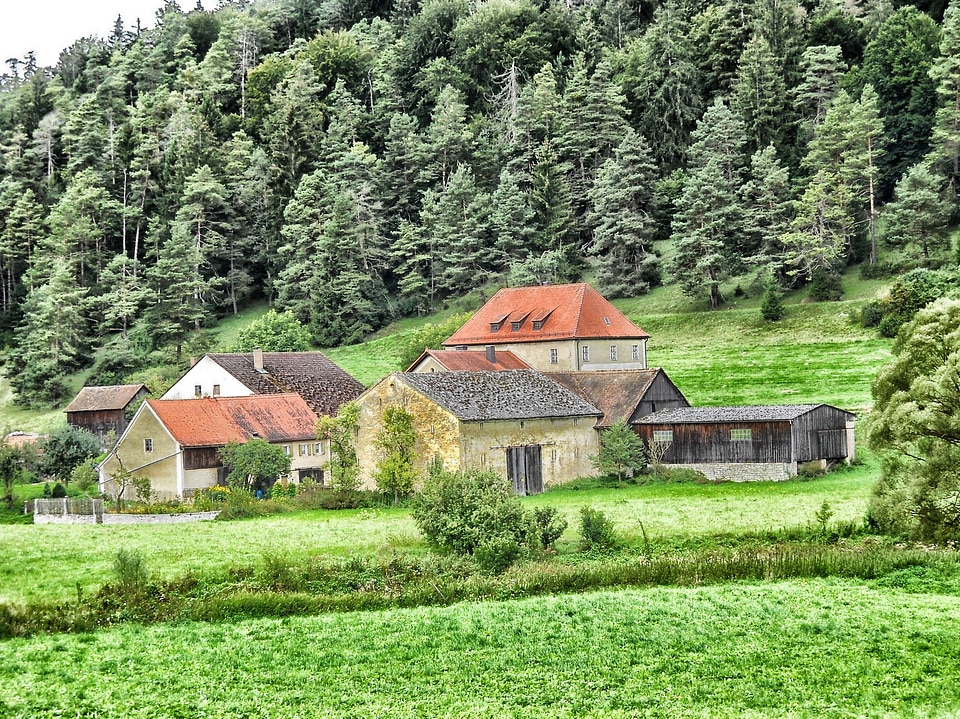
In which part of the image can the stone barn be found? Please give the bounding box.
[635,404,856,481]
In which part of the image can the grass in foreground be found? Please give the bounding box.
[3,581,959,718]
[0,471,875,605]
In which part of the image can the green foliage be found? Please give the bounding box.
[868,298,960,541]
[579,506,620,552]
[39,426,101,483]
[219,439,291,494]
[232,309,312,352]
[807,269,844,301]
[51,483,67,498]
[532,506,567,550]
[0,441,18,509]
[874,268,960,337]
[113,548,149,598]
[69,459,98,494]
[316,401,360,491]
[592,420,647,484]
[373,407,420,504]
[412,467,534,560]
[395,313,472,370]
[760,277,786,321]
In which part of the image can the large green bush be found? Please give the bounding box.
[412,467,535,561]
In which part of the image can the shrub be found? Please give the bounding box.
[808,269,843,301]
[412,467,534,558]
[474,537,524,574]
[532,506,568,549]
[860,301,884,328]
[578,507,619,552]
[760,279,785,322]
[70,459,98,493]
[114,548,149,597]
[51,483,67,498]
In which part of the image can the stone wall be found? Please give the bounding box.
[670,462,797,482]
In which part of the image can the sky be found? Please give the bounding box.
[1,1,173,69]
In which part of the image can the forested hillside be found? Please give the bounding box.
[0,0,957,408]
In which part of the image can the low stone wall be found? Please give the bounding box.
[33,498,219,525]
[102,511,220,524]
[670,462,797,482]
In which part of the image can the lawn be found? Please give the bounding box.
[0,468,876,605]
[3,580,959,718]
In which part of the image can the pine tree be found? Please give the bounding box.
[587,129,661,298]
[929,0,960,201]
[795,45,845,140]
[733,34,788,154]
[881,162,953,263]
[740,144,793,278]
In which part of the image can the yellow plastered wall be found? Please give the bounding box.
[99,408,181,500]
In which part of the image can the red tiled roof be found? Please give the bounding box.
[406,349,531,372]
[443,283,649,346]
[65,384,147,413]
[147,394,317,448]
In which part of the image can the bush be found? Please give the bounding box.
[474,537,525,574]
[860,301,884,328]
[412,467,534,559]
[114,548,149,598]
[532,506,568,549]
[808,269,843,301]
[578,507,619,552]
[760,279,785,322]
[51,483,67,498]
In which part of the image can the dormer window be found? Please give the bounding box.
[490,322,502,332]
[532,320,543,331]
[510,321,521,331]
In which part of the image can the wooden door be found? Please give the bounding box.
[506,445,543,495]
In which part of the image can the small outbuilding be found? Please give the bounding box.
[65,384,149,441]
[635,404,856,481]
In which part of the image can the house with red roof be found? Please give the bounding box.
[406,347,531,373]
[442,283,650,372]
[98,394,323,500]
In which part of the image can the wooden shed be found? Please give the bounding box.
[635,404,856,481]
[65,384,149,441]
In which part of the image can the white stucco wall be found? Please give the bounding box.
[162,356,254,399]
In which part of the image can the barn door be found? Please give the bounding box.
[506,445,543,495]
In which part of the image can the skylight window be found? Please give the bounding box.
[603,317,611,326]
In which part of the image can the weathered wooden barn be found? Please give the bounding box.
[65,384,149,442]
[635,404,856,481]
[546,368,689,428]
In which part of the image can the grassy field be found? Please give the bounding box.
[0,467,875,605]
[3,581,959,718]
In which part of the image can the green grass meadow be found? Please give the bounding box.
[3,582,959,718]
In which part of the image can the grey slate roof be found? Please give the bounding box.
[399,370,601,421]
[636,404,854,424]
[547,369,675,427]
[206,352,365,417]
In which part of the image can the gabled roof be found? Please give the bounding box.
[636,404,856,424]
[147,394,317,447]
[547,369,687,427]
[65,384,147,413]
[204,352,364,416]
[396,370,601,422]
[443,283,649,346]
[406,349,531,372]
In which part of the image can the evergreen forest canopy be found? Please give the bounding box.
[1,0,959,408]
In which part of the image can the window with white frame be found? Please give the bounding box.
[610,345,618,361]
[283,445,291,456]
[144,438,154,453]
[632,344,640,361]
[194,384,202,397]
[582,345,590,363]
[550,348,558,364]
[299,444,310,456]
[212,384,221,396]
[653,430,673,443]
[730,428,753,441]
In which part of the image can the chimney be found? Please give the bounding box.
[253,347,264,371]
[485,345,496,364]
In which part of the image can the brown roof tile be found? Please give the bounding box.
[443,283,649,347]
[65,385,148,413]
[547,370,666,427]
[206,352,364,416]
[147,394,317,447]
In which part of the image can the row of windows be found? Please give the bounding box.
[194,384,221,397]
[650,429,754,443]
[573,345,642,364]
